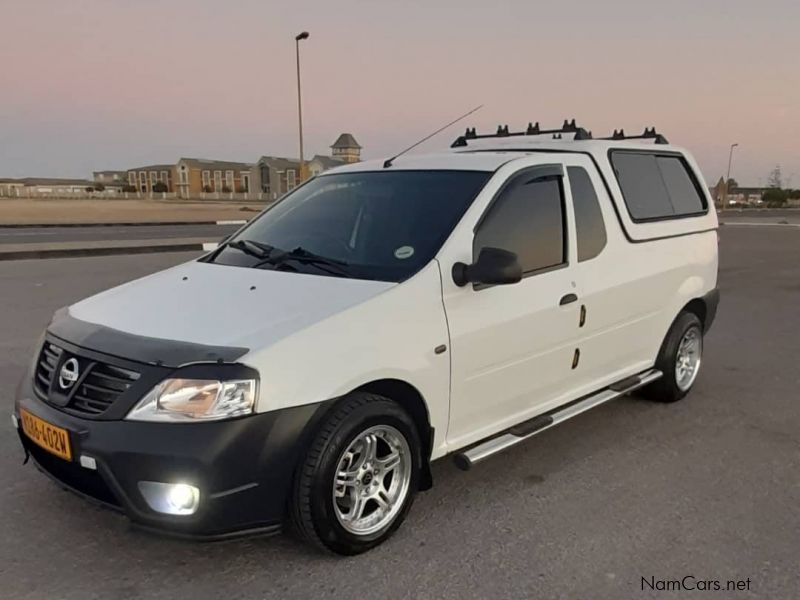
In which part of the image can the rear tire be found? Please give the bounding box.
[290,392,421,555]
[643,311,703,403]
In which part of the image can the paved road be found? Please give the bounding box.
[1,228,798,599]
[0,224,240,245]
[719,209,800,225]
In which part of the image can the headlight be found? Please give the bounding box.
[126,378,257,422]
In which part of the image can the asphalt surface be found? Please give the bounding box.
[1,227,798,599]
[720,209,800,225]
[0,224,239,245]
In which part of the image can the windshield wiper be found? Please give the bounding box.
[253,246,351,276]
[226,239,280,259]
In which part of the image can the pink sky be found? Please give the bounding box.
[2,0,798,186]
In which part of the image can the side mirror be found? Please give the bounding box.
[452,247,523,287]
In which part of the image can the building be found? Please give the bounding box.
[710,177,767,206]
[0,177,100,196]
[252,133,362,200]
[252,156,301,201]
[0,178,25,196]
[174,158,253,197]
[307,154,345,177]
[126,164,176,193]
[330,133,362,164]
[92,170,127,189]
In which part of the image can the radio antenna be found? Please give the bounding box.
[383,104,484,168]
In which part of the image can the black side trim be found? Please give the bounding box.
[608,374,642,392]
[508,414,554,437]
[702,287,720,333]
[49,308,248,368]
[132,522,282,543]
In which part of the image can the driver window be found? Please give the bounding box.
[473,174,567,275]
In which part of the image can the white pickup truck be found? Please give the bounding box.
[15,121,719,554]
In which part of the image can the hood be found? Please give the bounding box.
[66,260,394,353]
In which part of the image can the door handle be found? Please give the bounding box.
[559,293,578,306]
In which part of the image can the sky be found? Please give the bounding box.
[1,0,798,186]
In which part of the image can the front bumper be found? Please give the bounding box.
[14,375,329,540]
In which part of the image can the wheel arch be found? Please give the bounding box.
[354,378,434,491]
[681,298,707,329]
[681,287,719,333]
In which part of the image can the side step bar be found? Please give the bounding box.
[453,369,663,471]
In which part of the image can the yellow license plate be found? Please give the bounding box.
[20,409,72,461]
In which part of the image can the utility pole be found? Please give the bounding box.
[723,143,738,210]
[295,31,310,182]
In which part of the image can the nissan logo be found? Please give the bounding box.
[58,358,80,389]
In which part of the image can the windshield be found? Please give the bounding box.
[209,170,491,282]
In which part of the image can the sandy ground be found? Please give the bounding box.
[0,198,267,225]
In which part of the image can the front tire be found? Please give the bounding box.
[290,392,421,555]
[644,311,704,403]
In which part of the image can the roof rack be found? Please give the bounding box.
[599,127,669,144]
[450,121,670,148]
[451,119,593,148]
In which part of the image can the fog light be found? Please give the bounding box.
[168,484,197,511]
[138,481,200,515]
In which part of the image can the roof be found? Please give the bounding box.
[309,155,345,169]
[729,187,768,194]
[178,158,252,171]
[326,137,697,177]
[1,177,96,187]
[331,133,361,149]
[256,156,300,170]
[320,152,514,173]
[128,164,175,172]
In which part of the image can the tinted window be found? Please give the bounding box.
[656,156,706,215]
[214,170,490,282]
[474,175,565,274]
[568,167,607,261]
[611,152,707,221]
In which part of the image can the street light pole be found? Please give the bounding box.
[723,143,738,210]
[295,31,309,182]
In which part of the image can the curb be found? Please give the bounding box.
[0,243,208,261]
[0,220,248,229]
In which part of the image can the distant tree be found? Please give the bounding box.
[725,178,738,192]
[762,188,788,207]
[94,183,106,192]
[85,186,95,193]
[767,165,783,189]
[121,184,136,192]
[221,185,232,193]
[152,181,168,193]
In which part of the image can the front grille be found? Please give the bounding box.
[34,341,141,417]
[34,342,62,396]
[72,362,140,415]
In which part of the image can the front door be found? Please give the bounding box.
[441,163,583,449]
